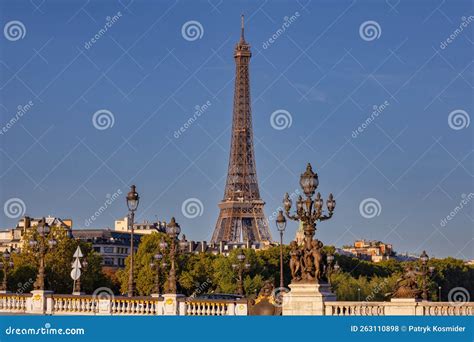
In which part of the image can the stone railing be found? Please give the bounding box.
[325,301,385,316]
[0,292,247,316]
[52,295,97,314]
[184,298,248,316]
[0,291,471,316]
[111,296,161,315]
[0,293,30,313]
[325,300,474,316]
[419,302,474,316]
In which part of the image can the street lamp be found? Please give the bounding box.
[232,250,250,296]
[166,217,181,294]
[438,286,442,302]
[126,185,140,297]
[0,251,13,293]
[420,250,429,301]
[326,254,334,286]
[276,210,287,288]
[150,252,163,296]
[31,218,56,291]
[357,288,361,301]
[283,163,335,283]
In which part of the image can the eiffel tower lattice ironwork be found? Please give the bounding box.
[211,16,272,244]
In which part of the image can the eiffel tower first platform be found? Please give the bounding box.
[211,16,272,244]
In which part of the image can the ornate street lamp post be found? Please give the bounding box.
[166,217,181,294]
[420,250,429,301]
[276,210,287,288]
[232,250,250,296]
[326,254,334,285]
[0,251,13,293]
[283,163,335,283]
[150,252,163,296]
[126,185,140,297]
[31,218,56,291]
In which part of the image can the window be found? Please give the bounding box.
[104,258,114,266]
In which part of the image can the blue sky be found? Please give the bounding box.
[0,0,472,259]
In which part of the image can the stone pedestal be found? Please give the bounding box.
[0,290,11,294]
[385,298,420,315]
[72,291,85,296]
[282,282,336,316]
[162,293,185,315]
[27,290,53,314]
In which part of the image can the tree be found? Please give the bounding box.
[10,226,110,294]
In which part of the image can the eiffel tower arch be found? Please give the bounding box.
[211,16,272,244]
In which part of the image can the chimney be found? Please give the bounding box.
[201,241,207,253]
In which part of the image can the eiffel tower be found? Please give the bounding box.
[211,16,272,244]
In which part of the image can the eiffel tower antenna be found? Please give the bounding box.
[211,17,272,244]
[240,14,245,41]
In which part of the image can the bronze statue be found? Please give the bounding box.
[289,241,302,281]
[386,265,423,299]
[289,237,329,284]
[311,239,323,281]
[248,281,281,316]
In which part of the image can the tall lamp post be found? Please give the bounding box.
[420,250,429,301]
[326,254,334,286]
[232,250,250,296]
[166,217,181,294]
[276,210,287,288]
[126,185,140,297]
[150,252,163,296]
[0,251,13,293]
[283,163,335,283]
[31,218,57,291]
